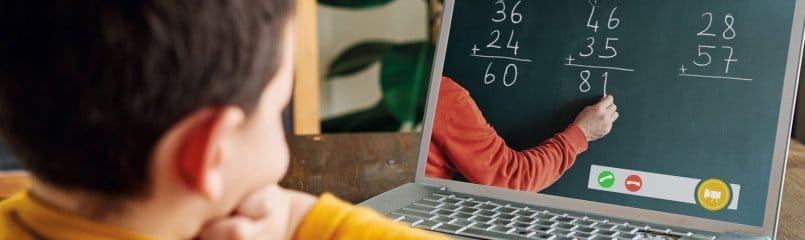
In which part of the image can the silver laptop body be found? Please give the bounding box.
[361,1,805,239]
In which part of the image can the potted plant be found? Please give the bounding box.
[321,0,443,132]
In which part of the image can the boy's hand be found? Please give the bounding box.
[197,185,316,240]
[573,95,619,142]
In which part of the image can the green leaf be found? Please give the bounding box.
[318,0,395,9]
[379,41,435,126]
[327,41,393,79]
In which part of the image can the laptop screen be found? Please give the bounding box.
[423,0,799,227]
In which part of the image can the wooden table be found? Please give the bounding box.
[281,133,805,239]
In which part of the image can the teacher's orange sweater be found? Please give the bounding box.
[426,77,588,192]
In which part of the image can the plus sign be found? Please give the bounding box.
[565,55,576,65]
[471,45,480,55]
[679,64,688,74]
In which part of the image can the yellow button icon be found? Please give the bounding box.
[696,178,732,211]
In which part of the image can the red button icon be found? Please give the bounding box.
[625,175,643,192]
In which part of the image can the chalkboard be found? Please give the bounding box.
[441,0,796,227]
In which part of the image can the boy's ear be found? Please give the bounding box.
[170,107,245,200]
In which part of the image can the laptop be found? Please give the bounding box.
[361,0,804,239]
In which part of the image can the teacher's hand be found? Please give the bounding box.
[573,95,619,142]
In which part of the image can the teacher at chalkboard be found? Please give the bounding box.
[426,77,618,192]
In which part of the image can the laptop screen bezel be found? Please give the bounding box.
[414,0,805,236]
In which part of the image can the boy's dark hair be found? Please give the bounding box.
[0,1,294,199]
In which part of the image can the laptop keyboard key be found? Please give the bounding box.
[479,204,498,210]
[471,215,493,223]
[529,225,552,233]
[516,209,538,217]
[554,216,575,223]
[555,222,576,230]
[534,219,556,227]
[511,228,534,237]
[478,209,499,217]
[412,219,441,230]
[423,196,444,202]
[515,216,537,224]
[576,226,596,233]
[572,232,593,239]
[496,206,519,214]
[451,218,473,227]
[451,212,473,219]
[616,232,637,239]
[530,232,554,239]
[596,229,617,236]
[575,219,596,226]
[471,222,493,230]
[510,221,532,229]
[442,198,460,204]
[490,225,514,233]
[393,208,433,219]
[431,215,452,223]
[457,207,479,214]
[434,223,463,234]
[414,199,441,208]
[497,213,517,220]
[550,228,571,237]
[459,227,531,240]
[490,219,512,226]
[433,209,453,216]
[398,216,423,225]
[442,204,461,212]
[459,201,480,208]
[404,204,434,214]
[613,225,636,233]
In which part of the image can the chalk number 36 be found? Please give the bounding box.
[492,0,523,24]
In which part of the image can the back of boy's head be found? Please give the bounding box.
[0,1,293,199]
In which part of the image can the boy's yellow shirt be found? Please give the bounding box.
[0,191,450,240]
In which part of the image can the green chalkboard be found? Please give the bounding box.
[441,0,796,227]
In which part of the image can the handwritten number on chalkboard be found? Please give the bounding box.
[493,0,506,22]
[722,46,737,73]
[723,14,736,40]
[579,70,592,92]
[602,72,609,96]
[507,30,520,55]
[487,30,502,48]
[492,0,523,24]
[580,37,595,57]
[484,63,496,84]
[586,6,600,32]
[510,1,523,24]
[694,45,716,67]
[608,7,620,29]
[698,12,716,37]
[599,38,618,59]
[503,64,518,86]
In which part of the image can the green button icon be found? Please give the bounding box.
[598,171,615,188]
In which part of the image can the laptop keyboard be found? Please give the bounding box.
[387,192,717,240]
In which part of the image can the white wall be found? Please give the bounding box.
[318,1,427,119]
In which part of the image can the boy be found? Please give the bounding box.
[0,1,447,239]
